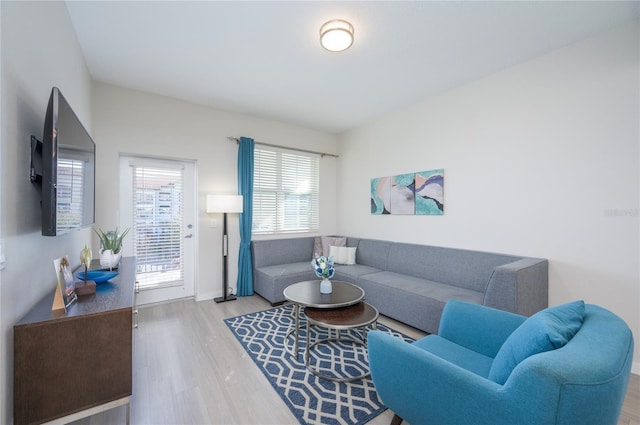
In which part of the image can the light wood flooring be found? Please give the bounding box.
[72,295,639,425]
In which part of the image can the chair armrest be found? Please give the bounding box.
[438,300,526,358]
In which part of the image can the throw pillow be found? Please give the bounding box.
[312,237,323,259]
[344,247,357,265]
[321,236,346,257]
[329,245,346,264]
[329,246,357,265]
[488,300,586,385]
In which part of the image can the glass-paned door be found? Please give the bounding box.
[119,156,196,304]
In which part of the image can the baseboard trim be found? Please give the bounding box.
[195,292,215,302]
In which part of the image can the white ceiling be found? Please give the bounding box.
[66,1,640,134]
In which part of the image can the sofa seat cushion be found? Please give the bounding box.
[359,271,484,304]
[488,300,586,385]
[335,264,382,280]
[255,262,316,285]
[413,334,494,378]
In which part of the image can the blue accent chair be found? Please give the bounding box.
[368,300,634,425]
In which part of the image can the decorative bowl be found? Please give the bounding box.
[76,270,119,283]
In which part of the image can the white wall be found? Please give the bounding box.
[0,2,93,422]
[337,21,640,371]
[91,82,338,301]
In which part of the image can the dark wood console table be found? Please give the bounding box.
[14,257,136,425]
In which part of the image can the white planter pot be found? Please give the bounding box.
[100,250,122,269]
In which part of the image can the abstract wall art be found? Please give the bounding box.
[370,176,391,214]
[390,173,415,215]
[415,169,444,215]
[371,169,444,215]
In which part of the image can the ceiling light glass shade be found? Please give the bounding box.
[320,19,354,52]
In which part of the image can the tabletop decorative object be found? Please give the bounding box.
[52,256,78,311]
[76,244,96,295]
[94,227,129,270]
[80,244,92,273]
[311,254,335,294]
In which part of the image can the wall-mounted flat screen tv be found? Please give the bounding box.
[32,87,95,236]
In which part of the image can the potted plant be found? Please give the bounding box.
[94,227,129,269]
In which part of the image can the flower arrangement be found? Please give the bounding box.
[311,254,335,280]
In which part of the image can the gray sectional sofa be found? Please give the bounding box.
[251,236,548,334]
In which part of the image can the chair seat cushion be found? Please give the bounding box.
[488,300,586,384]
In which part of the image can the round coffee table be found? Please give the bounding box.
[283,280,364,358]
[304,302,379,382]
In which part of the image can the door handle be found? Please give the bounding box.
[184,234,193,238]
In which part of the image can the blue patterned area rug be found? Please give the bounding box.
[224,304,414,425]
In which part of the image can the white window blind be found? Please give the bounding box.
[56,158,85,232]
[131,164,184,289]
[253,147,319,234]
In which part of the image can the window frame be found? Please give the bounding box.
[252,145,320,235]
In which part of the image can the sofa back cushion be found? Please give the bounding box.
[355,239,393,269]
[251,237,315,268]
[488,300,586,385]
[321,236,346,257]
[387,243,518,292]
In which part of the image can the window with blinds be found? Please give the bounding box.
[56,158,85,233]
[253,147,319,234]
[131,164,184,289]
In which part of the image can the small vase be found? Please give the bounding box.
[320,278,332,294]
[100,249,122,270]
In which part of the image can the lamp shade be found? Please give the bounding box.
[206,195,243,213]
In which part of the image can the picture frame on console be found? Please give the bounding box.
[53,256,77,311]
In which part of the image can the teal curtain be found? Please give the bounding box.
[236,137,254,296]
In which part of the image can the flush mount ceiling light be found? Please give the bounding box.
[320,19,354,52]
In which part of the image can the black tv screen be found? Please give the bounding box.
[40,87,95,236]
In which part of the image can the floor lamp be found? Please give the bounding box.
[206,195,243,303]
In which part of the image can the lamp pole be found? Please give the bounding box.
[206,195,243,303]
[214,211,236,303]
